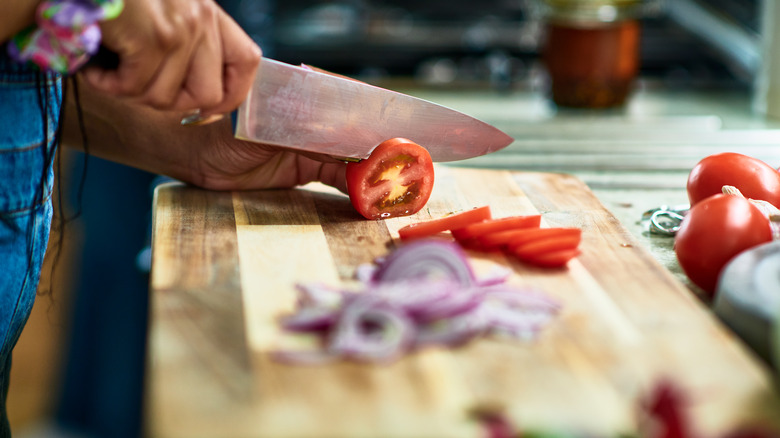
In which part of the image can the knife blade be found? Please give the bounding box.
[234,58,514,162]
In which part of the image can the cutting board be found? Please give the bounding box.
[147,166,780,438]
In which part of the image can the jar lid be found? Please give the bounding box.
[544,0,642,24]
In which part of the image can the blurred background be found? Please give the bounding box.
[249,0,760,89]
[8,0,778,437]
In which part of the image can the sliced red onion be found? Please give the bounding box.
[407,286,483,322]
[477,302,556,340]
[478,284,562,312]
[364,279,480,322]
[328,295,415,363]
[371,240,475,287]
[279,306,341,333]
[415,312,489,347]
[474,266,514,287]
[276,239,562,365]
[354,263,378,283]
[295,283,344,308]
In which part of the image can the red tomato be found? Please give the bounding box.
[451,215,542,241]
[397,206,492,241]
[346,138,434,220]
[674,194,772,295]
[687,153,780,208]
[514,248,581,268]
[512,233,582,258]
[505,228,582,268]
[505,228,582,249]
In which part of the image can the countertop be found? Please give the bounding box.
[145,82,780,437]
[387,82,780,299]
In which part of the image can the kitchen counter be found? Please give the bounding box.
[146,84,780,437]
[399,83,780,297]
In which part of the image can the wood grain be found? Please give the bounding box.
[146,166,780,438]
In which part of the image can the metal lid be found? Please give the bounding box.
[544,0,642,24]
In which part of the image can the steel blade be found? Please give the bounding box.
[235,58,514,162]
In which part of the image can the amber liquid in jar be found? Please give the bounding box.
[543,19,640,108]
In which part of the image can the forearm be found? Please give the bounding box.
[60,76,218,187]
[61,76,348,192]
[0,1,42,42]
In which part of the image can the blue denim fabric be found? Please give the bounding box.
[0,46,61,437]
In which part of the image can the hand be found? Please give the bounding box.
[82,0,261,117]
[63,66,347,194]
[190,119,349,193]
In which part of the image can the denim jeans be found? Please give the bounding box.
[0,47,61,437]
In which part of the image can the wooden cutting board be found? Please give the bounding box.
[146,165,780,438]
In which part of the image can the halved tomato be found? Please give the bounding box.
[397,206,492,241]
[346,138,435,220]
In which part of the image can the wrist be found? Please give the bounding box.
[7,0,124,74]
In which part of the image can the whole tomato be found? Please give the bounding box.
[674,194,772,295]
[687,153,780,208]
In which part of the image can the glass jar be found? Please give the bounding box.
[542,0,642,108]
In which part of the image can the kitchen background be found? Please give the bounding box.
[8,1,778,438]
[247,0,759,87]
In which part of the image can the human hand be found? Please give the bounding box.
[185,118,349,193]
[82,0,261,117]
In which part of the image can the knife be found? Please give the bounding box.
[233,58,514,162]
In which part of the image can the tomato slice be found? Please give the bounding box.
[346,138,435,220]
[512,234,581,258]
[397,206,492,241]
[478,228,536,249]
[502,228,582,268]
[505,228,582,249]
[514,248,581,268]
[451,215,541,241]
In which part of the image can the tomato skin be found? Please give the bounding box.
[674,194,772,295]
[514,248,581,268]
[399,207,582,268]
[687,153,780,208]
[507,228,581,267]
[511,233,581,258]
[451,215,541,241]
[346,138,435,220]
[504,227,581,249]
[397,206,492,241]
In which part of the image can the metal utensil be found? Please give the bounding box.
[234,58,514,162]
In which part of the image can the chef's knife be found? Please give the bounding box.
[234,58,514,162]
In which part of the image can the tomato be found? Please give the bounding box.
[687,153,780,208]
[397,206,492,241]
[451,215,541,241]
[505,228,582,249]
[346,138,435,220]
[674,194,772,295]
[507,228,581,268]
[514,248,581,268]
[511,233,581,258]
